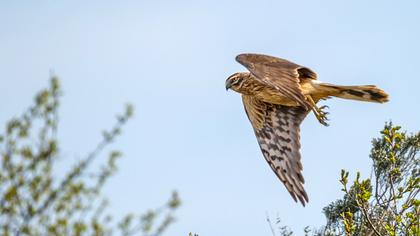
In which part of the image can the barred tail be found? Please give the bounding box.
[317,83,389,103]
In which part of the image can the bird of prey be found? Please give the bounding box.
[226,53,388,206]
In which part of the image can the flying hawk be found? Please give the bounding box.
[226,53,388,206]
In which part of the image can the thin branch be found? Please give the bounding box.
[266,213,276,236]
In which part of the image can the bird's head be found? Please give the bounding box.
[225,72,249,93]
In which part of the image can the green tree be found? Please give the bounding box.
[268,123,419,236]
[0,78,180,236]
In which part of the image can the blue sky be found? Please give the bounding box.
[1,0,419,235]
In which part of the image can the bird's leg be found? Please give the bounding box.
[306,96,329,126]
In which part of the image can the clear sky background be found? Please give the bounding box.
[1,1,419,235]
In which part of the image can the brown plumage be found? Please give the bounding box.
[226,53,389,206]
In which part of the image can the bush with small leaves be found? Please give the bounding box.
[266,123,419,236]
[0,78,180,236]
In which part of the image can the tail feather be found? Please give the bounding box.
[317,83,389,103]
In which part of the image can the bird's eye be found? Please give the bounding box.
[232,78,242,86]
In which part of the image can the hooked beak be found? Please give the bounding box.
[225,80,232,91]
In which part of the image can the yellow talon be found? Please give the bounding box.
[307,96,330,126]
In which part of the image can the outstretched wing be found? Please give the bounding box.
[236,53,316,110]
[242,95,310,205]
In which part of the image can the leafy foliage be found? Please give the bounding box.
[268,123,419,236]
[320,123,419,236]
[0,78,180,236]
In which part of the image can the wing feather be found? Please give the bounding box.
[242,95,310,205]
[236,53,316,110]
